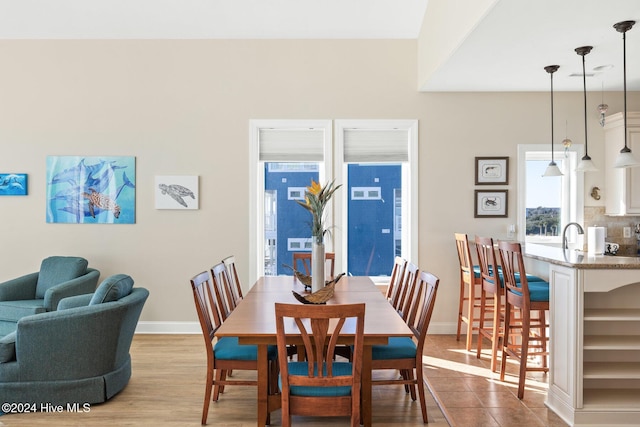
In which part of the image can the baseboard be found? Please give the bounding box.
[135,321,200,334]
[134,321,459,335]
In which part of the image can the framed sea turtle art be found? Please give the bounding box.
[46,156,136,224]
[155,175,199,210]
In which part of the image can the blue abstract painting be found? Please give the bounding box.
[0,174,28,196]
[46,156,136,224]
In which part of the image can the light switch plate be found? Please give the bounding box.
[624,227,632,238]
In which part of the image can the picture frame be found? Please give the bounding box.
[155,175,199,210]
[475,190,508,218]
[475,157,509,185]
[0,173,28,196]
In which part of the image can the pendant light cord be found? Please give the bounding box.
[623,29,628,151]
[550,70,555,163]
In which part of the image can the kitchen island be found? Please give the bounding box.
[522,243,640,427]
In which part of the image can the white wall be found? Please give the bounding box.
[0,39,638,333]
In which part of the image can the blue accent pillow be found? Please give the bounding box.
[36,256,88,299]
[89,274,134,305]
[0,331,17,363]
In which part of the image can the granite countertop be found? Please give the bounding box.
[522,242,640,269]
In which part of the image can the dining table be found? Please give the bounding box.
[214,274,414,427]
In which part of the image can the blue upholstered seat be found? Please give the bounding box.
[474,265,546,285]
[509,281,550,302]
[371,337,416,360]
[282,361,353,397]
[214,337,277,360]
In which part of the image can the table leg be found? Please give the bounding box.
[257,344,268,427]
[361,344,372,427]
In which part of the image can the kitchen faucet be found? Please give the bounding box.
[562,222,585,250]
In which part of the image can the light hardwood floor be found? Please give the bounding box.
[0,334,449,427]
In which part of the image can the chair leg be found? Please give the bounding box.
[213,369,225,401]
[517,310,531,399]
[202,365,214,425]
[416,366,428,423]
[456,279,464,341]
[465,281,476,351]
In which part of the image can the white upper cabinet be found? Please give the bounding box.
[604,112,640,215]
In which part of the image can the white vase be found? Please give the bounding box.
[311,241,325,293]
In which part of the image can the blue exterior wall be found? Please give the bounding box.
[347,164,400,276]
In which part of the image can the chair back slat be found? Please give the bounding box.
[222,255,243,304]
[292,252,336,280]
[211,262,236,320]
[497,241,529,308]
[409,271,440,345]
[396,262,419,320]
[386,256,407,303]
[475,236,500,294]
[189,271,222,345]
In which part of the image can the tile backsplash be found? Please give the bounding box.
[584,207,640,256]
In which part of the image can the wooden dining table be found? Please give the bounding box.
[214,274,414,427]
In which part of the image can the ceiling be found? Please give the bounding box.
[0,0,638,92]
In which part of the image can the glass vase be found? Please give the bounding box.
[311,241,325,293]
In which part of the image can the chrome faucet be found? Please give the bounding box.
[562,222,584,250]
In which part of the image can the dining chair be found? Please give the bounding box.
[497,241,549,399]
[222,255,243,307]
[292,251,336,280]
[371,270,440,423]
[274,302,365,427]
[475,235,504,373]
[454,232,485,351]
[385,256,407,304]
[210,262,236,321]
[189,271,277,425]
[393,261,419,321]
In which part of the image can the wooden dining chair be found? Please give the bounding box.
[454,232,485,351]
[385,256,407,303]
[189,271,277,425]
[371,270,439,423]
[475,235,504,373]
[222,255,243,307]
[393,261,419,321]
[292,251,336,280]
[274,302,365,427]
[497,241,550,399]
[210,262,236,321]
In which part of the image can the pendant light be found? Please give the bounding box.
[613,20,640,168]
[543,65,563,177]
[575,46,597,172]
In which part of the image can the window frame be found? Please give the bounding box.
[249,119,333,282]
[334,119,419,279]
[516,143,584,244]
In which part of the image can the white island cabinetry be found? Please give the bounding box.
[523,244,640,426]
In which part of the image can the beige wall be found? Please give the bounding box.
[1,39,638,332]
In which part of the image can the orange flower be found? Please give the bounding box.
[307,179,322,196]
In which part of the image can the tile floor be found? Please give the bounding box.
[422,334,569,427]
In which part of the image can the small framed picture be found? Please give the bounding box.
[475,157,509,185]
[155,175,199,210]
[475,190,508,218]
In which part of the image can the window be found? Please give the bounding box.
[250,119,417,283]
[335,120,418,279]
[517,144,584,245]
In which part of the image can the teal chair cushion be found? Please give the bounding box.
[476,265,546,285]
[0,300,46,322]
[372,337,417,360]
[90,274,134,305]
[282,361,353,397]
[214,337,277,360]
[0,331,16,363]
[509,281,550,302]
[35,256,88,299]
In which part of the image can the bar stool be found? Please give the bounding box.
[497,241,549,399]
[475,235,503,372]
[454,233,485,351]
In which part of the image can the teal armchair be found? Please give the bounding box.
[0,274,149,406]
[0,256,100,337]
